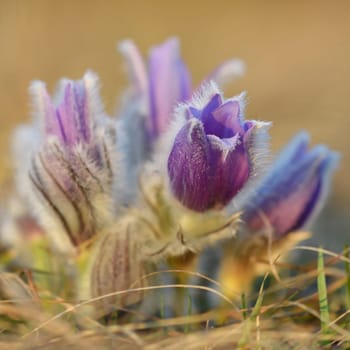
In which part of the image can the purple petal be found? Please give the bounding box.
[211,100,242,136]
[119,39,148,96]
[57,83,81,146]
[245,168,320,237]
[55,78,93,146]
[149,38,191,138]
[195,94,244,139]
[168,119,211,211]
[178,59,192,101]
[195,93,222,122]
[73,81,90,143]
[195,93,231,137]
[30,82,66,143]
[189,106,202,119]
[207,135,249,208]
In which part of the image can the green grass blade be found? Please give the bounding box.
[241,293,248,320]
[317,249,330,333]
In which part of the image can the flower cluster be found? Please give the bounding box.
[4,37,339,318]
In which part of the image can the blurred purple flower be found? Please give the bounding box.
[148,38,192,139]
[167,83,270,212]
[119,37,245,143]
[242,131,339,238]
[42,79,91,146]
[20,72,118,251]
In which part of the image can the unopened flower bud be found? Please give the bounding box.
[88,218,147,317]
[15,71,119,253]
[167,83,270,212]
[242,131,340,238]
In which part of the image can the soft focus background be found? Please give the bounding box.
[0,0,349,250]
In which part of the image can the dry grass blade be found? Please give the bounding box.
[21,283,237,338]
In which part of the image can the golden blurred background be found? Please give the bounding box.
[0,0,349,245]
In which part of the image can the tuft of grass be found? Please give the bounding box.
[237,273,266,349]
[2,245,350,348]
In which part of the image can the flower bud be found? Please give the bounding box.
[16,72,119,253]
[167,82,271,212]
[242,131,340,238]
[88,218,147,317]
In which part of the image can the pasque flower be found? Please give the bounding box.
[242,131,339,238]
[14,71,119,252]
[211,132,339,302]
[166,82,270,212]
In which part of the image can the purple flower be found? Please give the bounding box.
[19,72,118,251]
[167,83,270,212]
[148,38,192,139]
[119,37,245,143]
[242,131,339,238]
